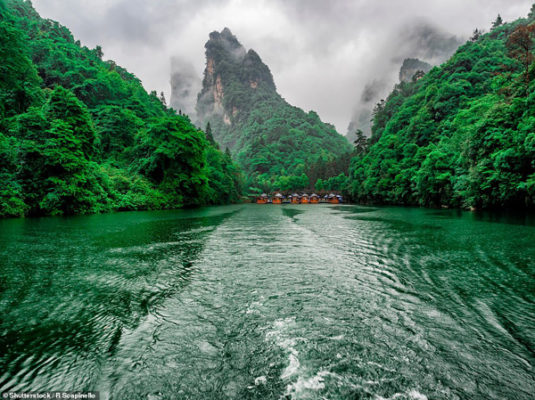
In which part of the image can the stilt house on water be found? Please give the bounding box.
[272,193,283,204]
[328,194,343,204]
[255,192,343,204]
[256,193,268,204]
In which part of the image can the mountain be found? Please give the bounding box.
[345,22,463,140]
[399,58,432,82]
[348,8,535,209]
[0,0,242,217]
[346,58,432,144]
[194,28,353,192]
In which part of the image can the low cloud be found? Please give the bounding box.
[169,57,201,120]
[32,0,534,132]
[347,20,463,137]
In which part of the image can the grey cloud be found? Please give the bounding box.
[392,21,463,63]
[346,19,463,137]
[169,57,201,120]
[31,0,534,133]
[361,80,389,103]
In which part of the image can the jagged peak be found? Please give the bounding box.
[207,27,245,57]
[221,27,234,38]
[197,28,278,122]
[245,49,261,62]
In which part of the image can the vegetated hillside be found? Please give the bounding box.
[349,8,535,209]
[0,0,243,217]
[195,28,353,193]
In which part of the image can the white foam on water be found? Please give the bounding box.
[330,334,345,340]
[255,376,267,385]
[266,317,306,396]
[375,389,428,400]
[283,370,333,399]
[267,317,337,399]
[281,351,300,380]
[266,318,301,380]
[246,297,264,315]
[407,390,428,400]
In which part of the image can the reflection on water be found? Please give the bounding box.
[0,205,534,399]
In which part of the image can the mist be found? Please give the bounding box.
[31,0,534,133]
[169,57,201,120]
[347,20,463,138]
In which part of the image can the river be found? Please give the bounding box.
[0,204,534,399]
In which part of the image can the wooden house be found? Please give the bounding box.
[256,193,268,204]
[290,194,300,204]
[273,193,283,204]
[310,193,319,204]
[301,194,310,204]
[328,194,339,204]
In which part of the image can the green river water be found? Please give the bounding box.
[0,204,534,399]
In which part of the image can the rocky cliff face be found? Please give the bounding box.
[196,28,276,131]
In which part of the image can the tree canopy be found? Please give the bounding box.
[0,0,243,217]
[348,14,535,209]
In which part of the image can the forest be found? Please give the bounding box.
[0,0,243,217]
[2,0,535,217]
[348,8,535,209]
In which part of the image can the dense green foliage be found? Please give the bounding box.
[0,0,243,217]
[349,11,535,209]
[196,28,353,193]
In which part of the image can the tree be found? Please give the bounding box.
[471,28,483,42]
[506,24,535,94]
[315,178,324,192]
[0,132,27,217]
[134,115,208,206]
[353,129,368,155]
[44,86,98,160]
[205,122,217,146]
[529,3,535,20]
[94,45,103,60]
[492,14,503,29]
[159,91,167,106]
[15,103,105,216]
[0,15,42,123]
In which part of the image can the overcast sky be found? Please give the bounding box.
[33,0,533,133]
